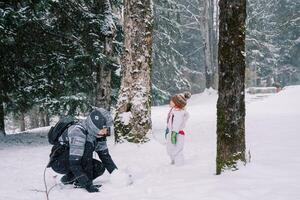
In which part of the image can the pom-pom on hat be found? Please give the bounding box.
[171,92,191,109]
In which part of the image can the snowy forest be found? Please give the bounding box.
[0,0,300,199]
[1,0,299,134]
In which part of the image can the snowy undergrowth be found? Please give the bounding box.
[1,86,300,200]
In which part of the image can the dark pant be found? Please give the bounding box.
[50,145,105,182]
[52,158,105,180]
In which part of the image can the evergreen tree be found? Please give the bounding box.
[0,1,38,133]
[0,0,122,133]
[152,0,190,105]
[246,0,299,87]
[152,0,210,105]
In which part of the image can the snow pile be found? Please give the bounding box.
[109,169,133,187]
[119,112,133,125]
[0,86,300,200]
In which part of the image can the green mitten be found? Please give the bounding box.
[171,131,178,144]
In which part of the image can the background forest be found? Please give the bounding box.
[0,0,299,134]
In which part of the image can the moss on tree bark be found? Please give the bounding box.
[216,0,247,175]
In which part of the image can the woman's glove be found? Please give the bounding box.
[85,184,99,193]
[171,131,178,144]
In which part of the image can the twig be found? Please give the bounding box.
[43,166,49,200]
[30,189,45,193]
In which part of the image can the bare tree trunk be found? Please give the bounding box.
[95,62,112,110]
[39,108,46,127]
[208,0,215,71]
[95,0,115,110]
[45,112,50,126]
[30,106,39,129]
[199,0,214,89]
[211,0,219,88]
[216,0,247,175]
[114,0,153,143]
[0,101,5,136]
[19,112,25,132]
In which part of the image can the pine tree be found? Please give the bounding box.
[0,1,37,133]
[216,0,247,175]
[246,0,279,87]
[114,0,154,143]
[0,0,122,133]
[152,0,190,105]
[246,0,299,87]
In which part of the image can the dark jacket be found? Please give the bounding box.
[52,110,117,187]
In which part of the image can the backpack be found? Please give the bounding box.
[47,116,76,145]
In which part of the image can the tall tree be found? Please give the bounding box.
[0,97,4,136]
[246,0,299,87]
[152,0,191,105]
[94,0,117,110]
[0,0,123,134]
[114,0,154,143]
[216,0,247,174]
[200,0,214,88]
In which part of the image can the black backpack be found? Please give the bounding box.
[47,116,75,145]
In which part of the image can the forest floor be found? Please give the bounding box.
[1,86,300,200]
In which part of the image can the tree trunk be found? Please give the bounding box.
[95,65,111,110]
[114,0,153,143]
[29,106,39,129]
[199,0,214,89]
[39,109,46,127]
[208,0,215,73]
[19,112,25,132]
[216,0,247,175]
[45,112,50,126]
[0,101,5,136]
[95,0,115,111]
[211,0,219,89]
[95,57,112,110]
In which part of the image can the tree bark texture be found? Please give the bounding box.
[0,101,5,136]
[216,0,247,175]
[29,106,39,129]
[95,0,115,110]
[45,112,50,126]
[39,108,46,127]
[114,0,153,143]
[19,112,25,132]
[95,59,112,110]
[211,0,219,89]
[198,0,215,89]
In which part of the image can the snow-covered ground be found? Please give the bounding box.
[1,86,300,200]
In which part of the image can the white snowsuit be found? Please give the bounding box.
[166,108,189,165]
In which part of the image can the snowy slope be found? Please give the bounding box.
[0,86,300,200]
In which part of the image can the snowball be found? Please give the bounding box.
[110,169,133,187]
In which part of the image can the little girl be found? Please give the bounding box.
[166,92,191,165]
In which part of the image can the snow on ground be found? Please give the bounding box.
[1,86,300,200]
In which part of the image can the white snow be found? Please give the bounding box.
[1,86,300,200]
[119,112,133,126]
